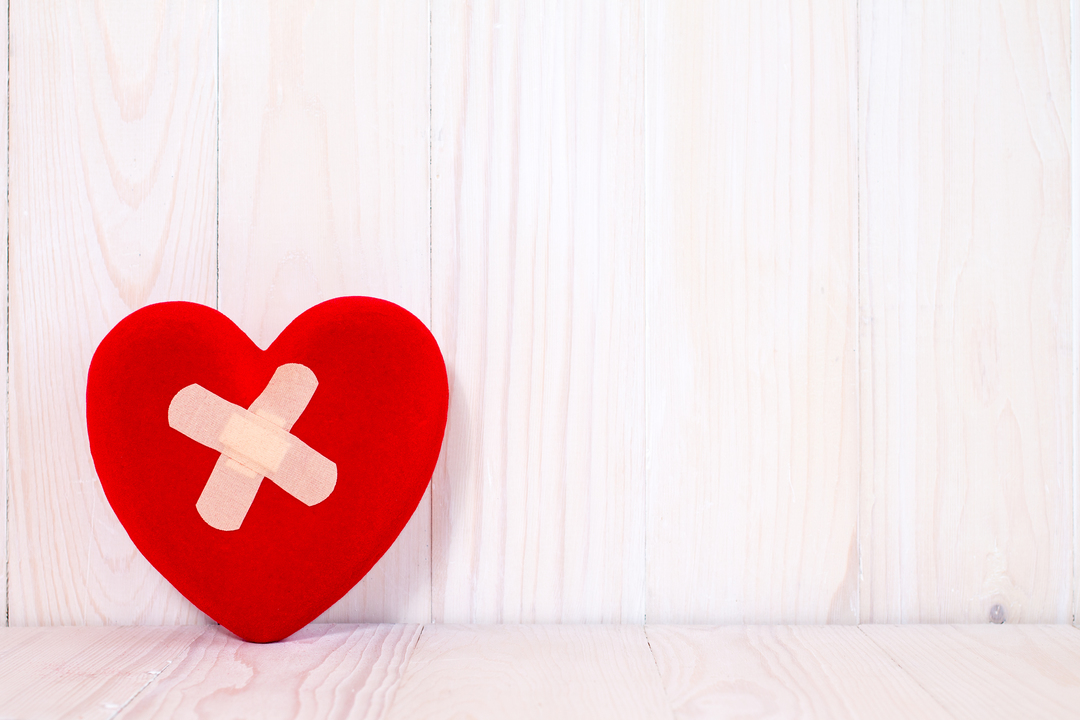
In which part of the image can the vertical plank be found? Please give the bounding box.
[430,0,646,623]
[1073,0,1080,629]
[8,0,217,624]
[860,0,1072,622]
[0,0,8,627]
[218,0,431,622]
[645,1,860,623]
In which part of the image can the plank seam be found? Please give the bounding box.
[856,626,954,717]
[427,0,433,627]
[1072,0,1079,627]
[641,0,649,628]
[854,0,863,626]
[3,0,8,629]
[214,0,221,312]
[640,626,666,695]
[640,627,677,720]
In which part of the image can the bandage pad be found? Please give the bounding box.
[168,363,337,530]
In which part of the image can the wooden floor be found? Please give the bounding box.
[1,625,1079,719]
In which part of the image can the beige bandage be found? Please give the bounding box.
[168,364,337,531]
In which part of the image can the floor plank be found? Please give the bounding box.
[862,625,1080,720]
[858,0,1073,623]
[430,0,646,624]
[8,0,217,625]
[0,626,203,719]
[115,624,421,720]
[383,625,671,720]
[647,626,949,720]
[218,0,431,623]
[5,625,1080,719]
[645,0,860,624]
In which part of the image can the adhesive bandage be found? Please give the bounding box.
[168,363,337,531]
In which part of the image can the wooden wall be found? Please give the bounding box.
[3,0,1074,626]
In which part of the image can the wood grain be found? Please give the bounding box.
[6,625,1080,719]
[1073,0,1080,631]
[646,626,950,719]
[644,0,860,623]
[0,0,8,627]
[430,0,646,623]
[0,625,203,719]
[8,0,217,625]
[218,0,431,623]
[115,624,421,719]
[3,0,1076,629]
[863,625,1080,719]
[859,0,1073,623]
[383,625,671,720]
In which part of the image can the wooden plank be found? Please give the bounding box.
[8,0,217,624]
[646,625,950,719]
[4,624,1080,719]
[644,0,860,623]
[0,626,203,719]
[384,625,671,720]
[1073,0,1080,631]
[115,624,421,719]
[859,0,1073,623]
[863,625,1080,719]
[0,0,8,627]
[218,0,431,622]
[430,0,645,624]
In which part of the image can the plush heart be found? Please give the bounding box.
[86,298,448,642]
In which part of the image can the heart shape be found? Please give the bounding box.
[86,298,448,642]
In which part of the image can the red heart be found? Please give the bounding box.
[86,298,448,642]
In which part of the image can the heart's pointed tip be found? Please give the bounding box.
[239,633,292,644]
[228,630,291,644]
[222,619,308,644]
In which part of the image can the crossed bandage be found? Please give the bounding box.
[168,364,338,531]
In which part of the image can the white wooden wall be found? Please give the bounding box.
[2,0,1074,627]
